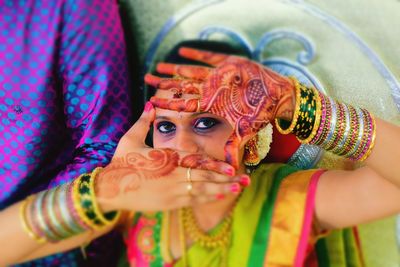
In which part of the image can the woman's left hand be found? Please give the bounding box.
[95,103,247,213]
[145,47,296,169]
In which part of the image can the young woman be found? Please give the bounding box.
[2,47,400,267]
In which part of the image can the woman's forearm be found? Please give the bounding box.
[0,169,120,266]
[0,202,45,265]
[275,79,400,185]
[364,118,400,187]
[0,201,112,266]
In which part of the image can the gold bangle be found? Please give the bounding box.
[275,77,301,135]
[359,113,377,162]
[20,196,47,244]
[90,167,121,227]
[299,87,322,144]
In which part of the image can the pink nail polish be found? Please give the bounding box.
[239,176,251,187]
[216,193,225,200]
[224,167,235,176]
[144,101,153,112]
[230,183,241,193]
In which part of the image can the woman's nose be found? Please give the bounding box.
[174,130,200,153]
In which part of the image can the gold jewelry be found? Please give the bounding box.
[244,124,273,166]
[358,111,377,161]
[186,168,193,196]
[178,209,188,267]
[300,87,322,143]
[244,136,259,166]
[89,167,121,226]
[275,77,301,134]
[181,206,233,249]
[19,196,47,244]
[73,168,121,231]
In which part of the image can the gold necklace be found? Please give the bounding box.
[181,206,233,248]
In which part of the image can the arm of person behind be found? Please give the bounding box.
[2,1,133,265]
[48,0,132,188]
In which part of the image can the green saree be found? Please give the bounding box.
[122,164,364,267]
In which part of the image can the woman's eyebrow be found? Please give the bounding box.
[189,112,207,118]
[155,115,171,120]
[155,112,207,120]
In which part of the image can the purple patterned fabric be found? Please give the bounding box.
[0,0,132,265]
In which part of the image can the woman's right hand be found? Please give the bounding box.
[145,47,296,169]
[95,102,248,213]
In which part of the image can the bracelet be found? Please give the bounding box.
[275,79,377,161]
[359,113,376,161]
[19,196,47,244]
[72,174,100,230]
[301,88,322,144]
[47,186,75,239]
[275,77,301,134]
[58,183,87,234]
[73,168,120,231]
[89,167,121,226]
[293,84,318,140]
[36,190,61,242]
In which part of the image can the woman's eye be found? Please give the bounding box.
[156,121,176,134]
[194,118,219,131]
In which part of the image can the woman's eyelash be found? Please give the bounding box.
[193,118,220,130]
[156,121,176,133]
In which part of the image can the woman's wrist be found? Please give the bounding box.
[94,166,121,214]
[275,78,376,162]
[95,172,118,214]
[19,169,121,244]
[274,77,297,121]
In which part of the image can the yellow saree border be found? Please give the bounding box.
[264,169,324,267]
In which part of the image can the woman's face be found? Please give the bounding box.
[152,91,245,171]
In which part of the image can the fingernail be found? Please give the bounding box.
[215,193,225,200]
[224,167,235,176]
[230,183,241,194]
[144,101,153,112]
[239,175,251,187]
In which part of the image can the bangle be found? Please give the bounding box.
[358,113,376,161]
[278,79,377,161]
[47,186,75,239]
[73,168,120,231]
[72,174,100,230]
[58,183,87,234]
[19,196,47,244]
[67,180,91,231]
[89,167,120,226]
[276,78,322,143]
[311,93,332,146]
[298,86,322,143]
[36,190,61,242]
[275,77,301,134]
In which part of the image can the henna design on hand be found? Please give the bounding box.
[96,148,233,199]
[146,47,296,169]
[96,149,179,198]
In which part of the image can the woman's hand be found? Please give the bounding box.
[145,47,296,169]
[95,102,248,212]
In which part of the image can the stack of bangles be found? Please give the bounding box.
[276,77,376,161]
[19,167,120,243]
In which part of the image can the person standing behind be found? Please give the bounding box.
[0,0,132,265]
